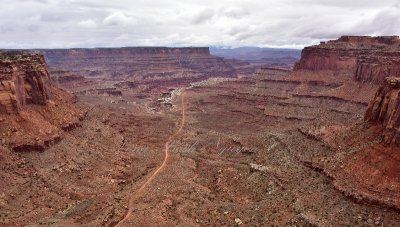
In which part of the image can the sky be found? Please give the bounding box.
[0,0,399,49]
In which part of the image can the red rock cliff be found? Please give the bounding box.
[355,51,400,84]
[0,51,83,151]
[294,36,400,84]
[365,77,400,146]
[0,52,52,114]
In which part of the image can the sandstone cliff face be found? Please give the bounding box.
[365,77,400,146]
[294,36,400,84]
[355,52,400,84]
[0,52,51,114]
[0,51,83,151]
[294,47,358,71]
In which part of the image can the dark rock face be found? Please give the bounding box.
[0,52,52,114]
[365,77,400,146]
[294,36,400,84]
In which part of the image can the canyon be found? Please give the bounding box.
[0,36,399,226]
[37,47,270,103]
[43,47,238,93]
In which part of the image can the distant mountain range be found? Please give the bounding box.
[210,47,301,68]
[210,46,301,61]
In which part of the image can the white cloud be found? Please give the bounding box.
[219,7,249,19]
[103,12,136,26]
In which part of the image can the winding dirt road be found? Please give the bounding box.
[115,92,185,227]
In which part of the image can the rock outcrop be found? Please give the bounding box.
[294,36,400,84]
[355,52,400,84]
[0,52,52,114]
[306,77,400,210]
[0,51,83,151]
[365,77,400,146]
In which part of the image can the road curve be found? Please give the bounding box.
[115,92,185,227]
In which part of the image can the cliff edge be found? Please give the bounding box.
[294,36,400,84]
[0,51,83,151]
[305,76,400,210]
[0,52,52,114]
[365,77,400,146]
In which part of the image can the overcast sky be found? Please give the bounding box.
[0,0,399,49]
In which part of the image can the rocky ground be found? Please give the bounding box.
[1,37,400,226]
[1,67,399,226]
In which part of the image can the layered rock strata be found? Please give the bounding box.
[42,47,236,79]
[0,51,83,151]
[39,47,239,98]
[0,52,51,114]
[294,36,400,84]
[365,77,400,146]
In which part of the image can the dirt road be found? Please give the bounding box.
[115,92,186,226]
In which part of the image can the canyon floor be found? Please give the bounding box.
[1,67,399,227]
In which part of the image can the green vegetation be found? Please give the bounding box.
[0,53,30,60]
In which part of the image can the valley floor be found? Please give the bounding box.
[1,70,399,226]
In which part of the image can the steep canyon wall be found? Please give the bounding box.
[0,52,52,114]
[294,36,400,84]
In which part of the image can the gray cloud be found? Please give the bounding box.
[219,7,249,19]
[0,25,14,33]
[191,8,215,24]
[0,0,399,48]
